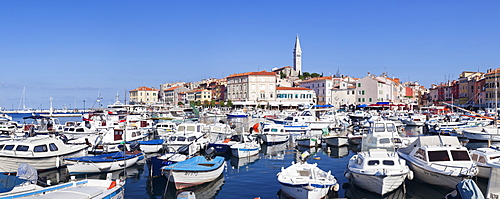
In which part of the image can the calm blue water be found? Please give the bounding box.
[6,113,493,198]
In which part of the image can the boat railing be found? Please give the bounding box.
[428,162,475,175]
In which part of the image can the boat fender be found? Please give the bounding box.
[407,170,414,180]
[344,171,351,179]
[108,181,117,189]
[332,183,340,192]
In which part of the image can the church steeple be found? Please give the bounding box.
[293,34,302,76]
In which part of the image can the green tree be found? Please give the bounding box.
[226,100,233,107]
[210,100,216,107]
[311,73,321,78]
[203,100,210,107]
[280,71,287,79]
[220,100,225,107]
[303,72,311,79]
[178,102,184,106]
[195,100,202,106]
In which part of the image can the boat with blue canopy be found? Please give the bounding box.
[64,150,144,174]
[161,149,225,189]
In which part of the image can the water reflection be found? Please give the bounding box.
[343,182,406,199]
[323,145,349,159]
[230,155,260,169]
[147,174,224,199]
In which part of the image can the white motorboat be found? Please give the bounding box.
[164,122,209,153]
[277,152,339,199]
[345,121,412,195]
[462,125,500,141]
[400,114,426,126]
[322,129,349,147]
[89,127,149,154]
[0,136,88,173]
[259,124,290,144]
[345,148,411,195]
[397,135,478,189]
[363,120,411,149]
[155,121,177,137]
[470,147,500,178]
[230,135,260,158]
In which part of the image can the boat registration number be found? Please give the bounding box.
[184,172,198,176]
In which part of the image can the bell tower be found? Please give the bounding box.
[293,34,302,76]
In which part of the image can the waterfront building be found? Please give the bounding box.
[161,86,189,106]
[458,71,484,106]
[355,74,394,104]
[485,68,500,108]
[298,76,333,105]
[129,86,159,104]
[275,87,316,107]
[331,80,356,109]
[226,70,277,106]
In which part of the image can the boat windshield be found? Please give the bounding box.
[428,150,450,162]
[451,150,471,161]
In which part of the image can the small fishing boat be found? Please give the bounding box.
[161,149,225,189]
[259,124,290,144]
[322,128,348,147]
[277,151,339,199]
[230,135,260,158]
[226,110,249,118]
[470,147,500,178]
[64,150,144,174]
[127,139,165,153]
[296,135,321,147]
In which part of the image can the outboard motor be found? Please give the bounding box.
[205,147,216,160]
[129,141,141,151]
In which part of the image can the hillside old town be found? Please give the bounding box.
[129,36,496,111]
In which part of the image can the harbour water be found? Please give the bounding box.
[6,113,495,198]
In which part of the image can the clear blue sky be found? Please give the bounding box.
[0,1,498,110]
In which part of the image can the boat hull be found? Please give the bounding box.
[231,145,260,158]
[347,171,406,195]
[261,134,289,144]
[405,159,468,189]
[162,156,226,190]
[0,148,87,173]
[323,136,348,147]
[65,153,143,174]
[280,183,332,199]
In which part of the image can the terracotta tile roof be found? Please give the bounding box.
[276,87,312,91]
[164,86,181,91]
[485,68,500,75]
[299,76,332,83]
[131,86,159,92]
[227,70,276,78]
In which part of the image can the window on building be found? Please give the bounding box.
[358,83,361,87]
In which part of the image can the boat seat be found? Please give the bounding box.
[23,186,104,199]
[298,170,310,177]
